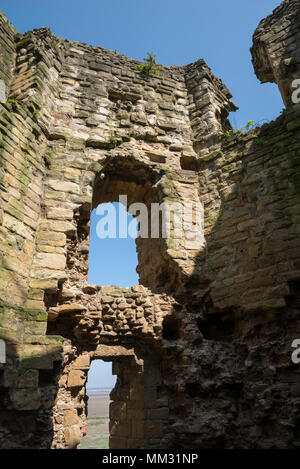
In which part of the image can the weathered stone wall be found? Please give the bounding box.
[0,10,16,97]
[48,286,175,449]
[0,0,300,449]
[197,105,300,312]
[251,0,300,105]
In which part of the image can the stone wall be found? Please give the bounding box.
[251,0,300,105]
[0,10,16,96]
[0,0,300,449]
[48,285,175,449]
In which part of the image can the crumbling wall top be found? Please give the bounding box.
[251,0,300,105]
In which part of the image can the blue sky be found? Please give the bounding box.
[2,0,284,388]
[86,360,116,389]
[88,203,138,287]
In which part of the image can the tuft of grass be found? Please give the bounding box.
[109,136,118,144]
[224,120,256,138]
[221,119,262,141]
[136,52,163,76]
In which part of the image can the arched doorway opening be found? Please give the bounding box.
[45,158,183,449]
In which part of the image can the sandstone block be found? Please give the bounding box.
[47,207,74,220]
[0,79,6,103]
[36,231,67,247]
[34,252,66,270]
[131,112,147,125]
[64,425,82,448]
[101,296,114,304]
[72,354,90,370]
[38,220,76,233]
[31,268,66,282]
[22,345,54,370]
[57,303,87,313]
[67,370,85,388]
[64,409,79,426]
[47,179,80,194]
[3,213,33,240]
[17,369,39,388]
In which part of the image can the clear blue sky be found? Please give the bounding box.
[86,360,116,389]
[88,203,138,287]
[2,0,284,389]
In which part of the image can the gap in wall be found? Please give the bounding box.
[229,82,284,131]
[88,202,139,287]
[85,202,138,448]
[81,360,116,449]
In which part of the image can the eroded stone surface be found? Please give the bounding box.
[0,80,6,104]
[0,0,300,449]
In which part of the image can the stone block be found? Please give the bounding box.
[72,354,90,370]
[17,369,39,388]
[2,213,33,240]
[38,220,76,233]
[10,387,40,410]
[22,344,55,369]
[36,231,67,247]
[34,252,66,270]
[47,179,80,194]
[64,425,82,448]
[31,268,67,281]
[24,320,47,335]
[57,303,87,313]
[47,207,74,220]
[67,370,85,388]
[64,409,79,426]
[29,278,58,290]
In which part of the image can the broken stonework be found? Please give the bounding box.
[0,0,300,449]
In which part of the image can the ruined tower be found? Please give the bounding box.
[0,0,300,449]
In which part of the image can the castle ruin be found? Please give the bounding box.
[0,0,300,449]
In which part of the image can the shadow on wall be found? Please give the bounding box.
[0,338,61,449]
[190,108,300,309]
[174,107,300,448]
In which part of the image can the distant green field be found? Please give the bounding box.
[80,418,109,450]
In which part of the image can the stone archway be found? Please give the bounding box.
[47,285,176,449]
[53,344,146,450]
[2,2,300,449]
[44,157,183,449]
